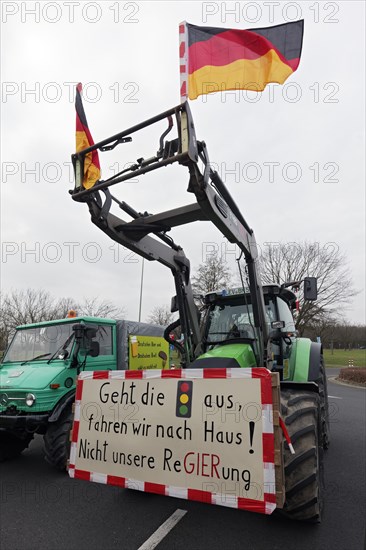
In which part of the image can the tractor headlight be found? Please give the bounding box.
[25,393,36,407]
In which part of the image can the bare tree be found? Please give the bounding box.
[302,313,340,348]
[0,289,73,348]
[77,297,126,319]
[0,321,9,354]
[0,289,126,350]
[146,306,174,326]
[192,251,231,296]
[1,289,54,327]
[259,242,357,333]
[52,297,79,319]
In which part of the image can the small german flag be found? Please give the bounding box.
[75,83,101,189]
[179,21,304,101]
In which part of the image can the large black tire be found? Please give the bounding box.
[0,431,33,461]
[44,407,73,471]
[317,355,330,449]
[279,389,324,522]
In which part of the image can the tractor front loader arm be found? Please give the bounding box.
[70,102,267,367]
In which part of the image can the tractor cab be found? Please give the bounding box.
[199,285,299,372]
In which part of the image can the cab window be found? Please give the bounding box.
[94,325,113,356]
[276,298,296,333]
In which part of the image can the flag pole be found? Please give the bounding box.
[179,21,188,103]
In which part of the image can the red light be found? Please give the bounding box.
[180,382,190,392]
[50,384,60,389]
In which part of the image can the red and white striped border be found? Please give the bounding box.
[69,368,276,515]
[179,21,188,103]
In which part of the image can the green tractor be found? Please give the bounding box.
[189,284,329,521]
[70,102,329,521]
[197,283,329,448]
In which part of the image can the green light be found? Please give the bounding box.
[179,405,188,415]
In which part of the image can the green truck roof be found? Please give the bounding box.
[16,317,117,330]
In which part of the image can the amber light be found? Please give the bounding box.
[50,384,60,389]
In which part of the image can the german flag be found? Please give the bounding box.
[180,21,304,100]
[75,83,100,189]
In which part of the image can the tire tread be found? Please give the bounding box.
[278,389,324,522]
[44,407,73,471]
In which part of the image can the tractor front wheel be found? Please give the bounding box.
[44,406,73,471]
[279,389,324,522]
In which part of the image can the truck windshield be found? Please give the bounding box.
[3,324,75,363]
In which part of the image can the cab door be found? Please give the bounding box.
[275,298,297,379]
[83,324,116,372]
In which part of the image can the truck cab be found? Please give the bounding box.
[1,316,116,414]
[0,316,166,468]
[0,316,115,466]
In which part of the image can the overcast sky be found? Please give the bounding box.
[1,1,365,324]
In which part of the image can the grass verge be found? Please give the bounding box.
[323,348,366,368]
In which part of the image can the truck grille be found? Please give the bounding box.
[0,391,26,407]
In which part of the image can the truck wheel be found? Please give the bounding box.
[279,389,324,522]
[318,356,330,449]
[44,407,73,471]
[0,432,33,461]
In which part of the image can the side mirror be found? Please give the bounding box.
[271,321,285,330]
[304,277,318,301]
[58,349,69,360]
[85,327,97,339]
[269,320,285,339]
[88,341,100,357]
[72,323,84,339]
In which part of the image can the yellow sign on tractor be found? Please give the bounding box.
[128,336,169,370]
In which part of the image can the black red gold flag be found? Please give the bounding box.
[179,20,304,101]
[75,83,101,189]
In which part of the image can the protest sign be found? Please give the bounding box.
[69,368,280,515]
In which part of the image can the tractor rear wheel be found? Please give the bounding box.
[317,356,330,449]
[279,389,324,522]
[44,406,73,471]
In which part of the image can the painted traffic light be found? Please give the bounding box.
[176,380,193,418]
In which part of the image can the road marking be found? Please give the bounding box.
[137,509,187,550]
[328,395,342,399]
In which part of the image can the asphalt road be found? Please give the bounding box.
[1,368,365,550]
